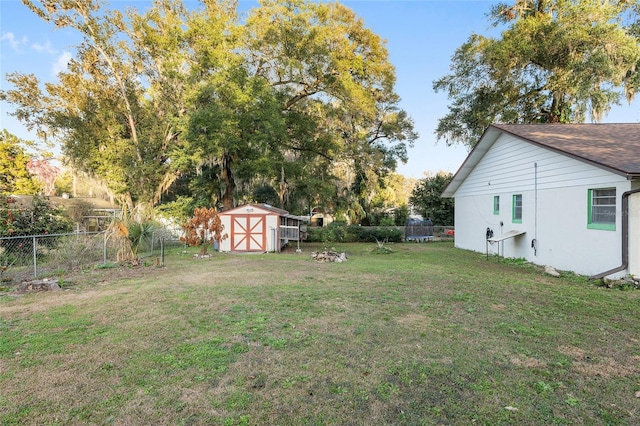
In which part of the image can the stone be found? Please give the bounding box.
[18,278,61,293]
[544,265,560,277]
[311,251,348,262]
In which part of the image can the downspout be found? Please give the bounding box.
[533,163,538,256]
[589,188,640,280]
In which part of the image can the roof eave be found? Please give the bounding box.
[441,126,502,198]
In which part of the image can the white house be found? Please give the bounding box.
[218,203,306,253]
[441,123,640,279]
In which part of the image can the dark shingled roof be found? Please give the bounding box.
[492,123,640,177]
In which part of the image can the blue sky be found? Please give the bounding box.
[2,0,639,179]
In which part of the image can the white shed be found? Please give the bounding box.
[218,204,306,253]
[442,123,640,279]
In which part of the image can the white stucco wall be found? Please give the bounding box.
[452,133,632,278]
[627,193,640,278]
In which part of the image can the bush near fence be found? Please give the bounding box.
[0,228,186,284]
[305,223,454,243]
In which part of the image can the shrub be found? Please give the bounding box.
[0,194,73,238]
[0,195,73,260]
[127,221,155,257]
[305,224,403,243]
[346,225,403,243]
[47,233,105,270]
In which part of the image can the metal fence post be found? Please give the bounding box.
[32,235,37,278]
[160,237,165,267]
[103,231,107,265]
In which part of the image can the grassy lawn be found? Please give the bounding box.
[1,242,638,425]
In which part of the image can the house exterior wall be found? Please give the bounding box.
[452,133,632,278]
[627,192,640,278]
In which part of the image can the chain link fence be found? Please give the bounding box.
[0,228,186,284]
[0,225,452,284]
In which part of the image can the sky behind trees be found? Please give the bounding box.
[2,0,639,178]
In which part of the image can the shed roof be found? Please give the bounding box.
[219,203,307,221]
[442,123,640,197]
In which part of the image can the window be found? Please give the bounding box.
[493,196,500,215]
[512,194,522,223]
[588,188,616,230]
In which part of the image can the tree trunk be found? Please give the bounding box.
[221,154,235,210]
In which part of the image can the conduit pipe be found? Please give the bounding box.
[590,188,640,280]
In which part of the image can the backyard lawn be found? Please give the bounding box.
[0,242,638,425]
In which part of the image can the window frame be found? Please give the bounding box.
[588,188,616,231]
[493,196,500,215]
[512,194,522,223]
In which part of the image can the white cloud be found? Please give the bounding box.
[52,51,72,75]
[32,40,56,55]
[1,32,27,51]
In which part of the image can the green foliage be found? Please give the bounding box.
[393,204,410,226]
[0,194,73,238]
[409,173,454,226]
[154,196,197,225]
[2,0,416,220]
[127,221,155,257]
[2,0,192,214]
[305,223,403,243]
[53,170,73,196]
[434,0,640,148]
[378,215,395,226]
[0,194,73,263]
[371,239,394,254]
[252,185,280,207]
[0,130,41,195]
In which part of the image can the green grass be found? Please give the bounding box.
[1,242,639,425]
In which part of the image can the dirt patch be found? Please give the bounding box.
[572,356,640,378]
[509,355,546,369]
[395,313,430,329]
[559,345,640,378]
[558,345,586,360]
[490,304,507,311]
[0,264,163,315]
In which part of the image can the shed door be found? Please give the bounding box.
[231,215,266,252]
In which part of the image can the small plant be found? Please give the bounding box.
[181,207,228,255]
[95,262,118,270]
[371,238,393,254]
[47,234,103,271]
[499,257,529,266]
[127,221,155,257]
[107,220,136,263]
[0,258,15,282]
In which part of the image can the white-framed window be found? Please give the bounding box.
[512,194,522,223]
[588,188,616,230]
